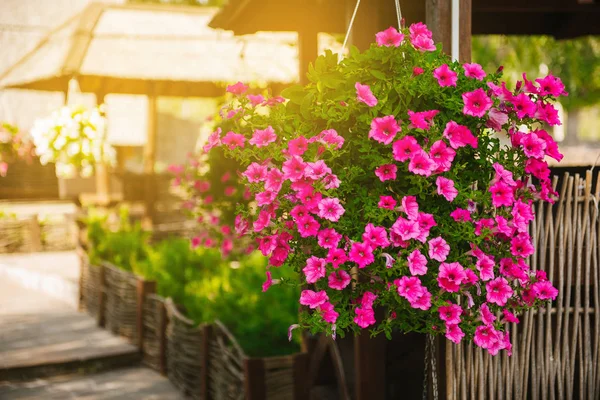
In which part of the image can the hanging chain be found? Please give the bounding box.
[394,0,403,30]
[422,335,431,400]
[340,0,362,60]
[422,334,439,400]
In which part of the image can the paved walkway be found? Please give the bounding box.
[0,252,182,399]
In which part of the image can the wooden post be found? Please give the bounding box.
[201,325,214,400]
[143,90,158,226]
[355,329,387,400]
[136,279,157,351]
[297,28,318,85]
[293,353,310,400]
[94,92,111,205]
[244,358,266,400]
[28,214,42,252]
[97,263,106,327]
[425,0,472,62]
[158,300,168,376]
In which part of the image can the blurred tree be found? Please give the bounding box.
[473,36,600,111]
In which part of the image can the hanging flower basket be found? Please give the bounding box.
[0,123,34,177]
[31,105,115,178]
[205,23,564,355]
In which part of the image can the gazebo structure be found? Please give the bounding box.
[210,1,600,399]
[0,2,299,213]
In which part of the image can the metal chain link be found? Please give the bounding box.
[394,0,403,29]
[422,334,439,400]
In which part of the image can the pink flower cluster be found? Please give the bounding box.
[209,23,563,356]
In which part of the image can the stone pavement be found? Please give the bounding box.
[0,252,183,399]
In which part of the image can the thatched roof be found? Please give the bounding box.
[0,3,299,97]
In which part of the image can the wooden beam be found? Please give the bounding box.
[354,327,386,400]
[298,29,318,85]
[144,92,157,175]
[459,0,472,62]
[426,0,452,55]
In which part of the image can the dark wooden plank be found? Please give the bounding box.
[354,330,386,400]
[137,279,156,350]
[244,358,266,400]
[293,353,310,400]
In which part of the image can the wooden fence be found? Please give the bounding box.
[0,214,76,253]
[78,251,310,400]
[446,172,600,400]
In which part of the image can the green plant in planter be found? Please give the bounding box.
[182,251,301,357]
[85,208,149,271]
[209,23,563,355]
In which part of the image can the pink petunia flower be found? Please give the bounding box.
[479,303,496,325]
[375,26,404,47]
[436,176,458,202]
[511,93,537,119]
[408,151,436,177]
[520,132,547,159]
[439,302,463,325]
[413,67,424,76]
[305,160,332,180]
[303,256,327,283]
[255,190,277,206]
[374,164,398,181]
[323,174,341,189]
[297,215,321,237]
[463,63,486,80]
[317,197,345,222]
[288,136,309,156]
[282,156,307,182]
[429,140,456,172]
[262,271,273,292]
[409,23,435,51]
[300,290,328,309]
[247,94,265,106]
[221,131,245,149]
[392,135,421,162]
[378,196,397,210]
[445,324,465,344]
[391,216,420,241]
[407,109,439,130]
[243,162,268,183]
[265,168,284,193]
[317,228,342,250]
[407,249,428,275]
[249,126,277,147]
[443,121,478,149]
[328,270,352,290]
[319,129,345,149]
[487,108,509,131]
[226,81,249,95]
[319,301,339,323]
[356,82,378,107]
[362,223,390,248]
[354,306,376,328]
[462,88,493,118]
[402,196,419,219]
[433,64,458,87]
[486,277,514,306]
[489,181,515,208]
[253,210,272,232]
[327,248,348,268]
[369,115,401,145]
[396,276,425,302]
[536,74,567,97]
[450,208,472,222]
[410,288,432,310]
[203,127,222,153]
[428,236,450,262]
[438,262,467,292]
[532,281,558,300]
[503,309,520,323]
[349,241,375,268]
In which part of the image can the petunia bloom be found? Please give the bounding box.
[436,176,458,202]
[433,64,458,87]
[407,249,428,275]
[303,256,327,283]
[375,26,404,47]
[463,63,486,80]
[328,270,352,290]
[249,126,277,147]
[375,163,398,181]
[428,236,450,262]
[317,197,345,222]
[356,82,378,107]
[226,81,249,95]
[378,196,397,210]
[349,241,375,268]
[300,290,328,309]
[369,115,401,145]
[462,88,493,118]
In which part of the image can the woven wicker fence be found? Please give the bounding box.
[79,252,103,321]
[103,263,139,343]
[208,321,246,400]
[446,172,600,400]
[165,298,205,399]
[143,293,168,373]
[0,214,75,253]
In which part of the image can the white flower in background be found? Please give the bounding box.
[30,105,115,178]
